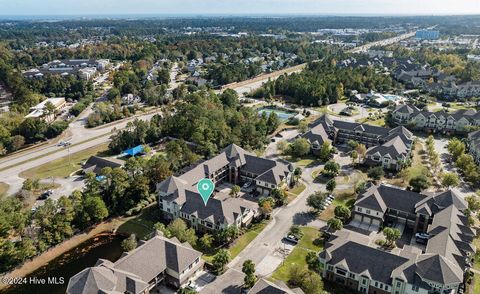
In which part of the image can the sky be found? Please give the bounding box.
[0,0,479,16]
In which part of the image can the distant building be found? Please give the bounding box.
[25,97,66,122]
[415,30,440,40]
[66,232,204,293]
[302,115,413,170]
[122,93,141,105]
[23,59,110,80]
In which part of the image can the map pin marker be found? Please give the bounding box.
[197,178,214,206]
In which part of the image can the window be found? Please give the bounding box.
[349,273,355,279]
[327,265,334,271]
[396,281,401,287]
[374,281,378,287]
[362,279,367,285]
[366,209,371,214]
[357,207,362,212]
[335,268,347,276]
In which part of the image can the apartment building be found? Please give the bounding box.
[67,232,204,293]
[392,104,480,134]
[24,97,66,122]
[303,115,413,170]
[467,130,480,164]
[157,144,293,232]
[319,184,475,294]
[23,58,110,80]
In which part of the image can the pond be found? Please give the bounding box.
[257,106,297,121]
[1,234,125,294]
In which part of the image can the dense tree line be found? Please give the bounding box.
[0,151,177,273]
[252,58,395,106]
[109,90,280,156]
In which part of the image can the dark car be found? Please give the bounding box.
[37,190,53,200]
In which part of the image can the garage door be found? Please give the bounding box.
[372,219,381,226]
[354,214,363,222]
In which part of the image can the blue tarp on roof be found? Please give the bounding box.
[123,145,144,157]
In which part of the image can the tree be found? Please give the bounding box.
[327,218,343,231]
[298,120,308,133]
[242,260,257,288]
[347,140,359,149]
[306,192,326,213]
[354,181,367,195]
[199,233,213,250]
[367,166,384,181]
[289,225,304,239]
[167,219,197,245]
[322,161,340,177]
[318,141,332,162]
[326,179,336,193]
[441,172,460,188]
[271,188,287,206]
[334,206,351,222]
[350,150,358,164]
[230,185,241,197]
[259,198,273,217]
[83,195,109,224]
[121,234,137,252]
[383,227,401,247]
[290,138,311,157]
[409,175,430,192]
[277,140,288,154]
[293,167,303,184]
[212,249,230,274]
[306,251,322,272]
[302,271,324,294]
[465,195,480,211]
[355,144,367,162]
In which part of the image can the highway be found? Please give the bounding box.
[347,30,417,53]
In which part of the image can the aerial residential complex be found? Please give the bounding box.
[392,104,480,134]
[157,144,293,232]
[303,115,413,170]
[66,232,204,293]
[23,58,110,80]
[319,184,475,294]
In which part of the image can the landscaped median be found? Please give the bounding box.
[19,143,110,179]
[270,226,323,282]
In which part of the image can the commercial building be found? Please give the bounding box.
[302,115,413,170]
[415,30,440,40]
[67,232,203,293]
[157,144,293,232]
[319,184,475,294]
[25,97,66,122]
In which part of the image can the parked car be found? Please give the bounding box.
[415,233,429,245]
[283,234,299,244]
[38,190,53,200]
[243,181,252,189]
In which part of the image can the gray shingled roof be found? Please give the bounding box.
[355,184,426,214]
[83,156,124,174]
[248,278,304,294]
[415,254,463,285]
[67,234,202,294]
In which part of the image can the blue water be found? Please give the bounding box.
[257,108,295,121]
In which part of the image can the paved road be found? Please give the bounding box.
[0,110,162,195]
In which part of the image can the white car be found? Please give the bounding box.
[242,181,252,189]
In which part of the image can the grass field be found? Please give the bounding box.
[271,227,323,282]
[19,143,110,179]
[356,117,386,127]
[202,220,269,263]
[287,182,306,202]
[116,205,160,240]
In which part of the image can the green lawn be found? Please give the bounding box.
[116,205,160,239]
[19,143,110,179]
[271,227,323,282]
[474,274,480,294]
[287,182,306,201]
[202,220,269,263]
[356,117,386,127]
